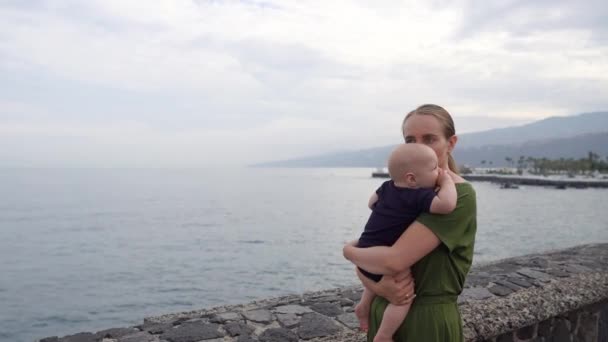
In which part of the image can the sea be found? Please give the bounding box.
[1,168,607,342]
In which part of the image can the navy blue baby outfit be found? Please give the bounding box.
[357,180,436,282]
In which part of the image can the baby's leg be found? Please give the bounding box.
[372,302,411,342]
[354,286,375,331]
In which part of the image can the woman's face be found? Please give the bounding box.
[402,114,457,169]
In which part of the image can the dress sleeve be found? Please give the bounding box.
[416,184,476,253]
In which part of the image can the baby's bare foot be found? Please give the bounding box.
[354,302,370,331]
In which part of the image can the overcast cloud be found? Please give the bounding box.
[1,0,607,167]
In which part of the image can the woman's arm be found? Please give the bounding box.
[343,221,441,275]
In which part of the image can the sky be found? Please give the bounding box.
[1,0,607,167]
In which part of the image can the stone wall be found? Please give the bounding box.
[39,243,608,342]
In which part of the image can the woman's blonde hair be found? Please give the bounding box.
[402,104,459,175]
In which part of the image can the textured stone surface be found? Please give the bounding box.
[276,313,300,328]
[160,322,223,342]
[552,318,570,342]
[96,327,138,339]
[117,332,160,342]
[215,311,242,322]
[310,302,344,317]
[600,304,608,342]
[258,327,297,342]
[336,312,360,330]
[340,288,362,302]
[243,309,273,323]
[298,312,342,339]
[58,332,97,342]
[236,335,258,342]
[488,284,515,296]
[516,268,553,282]
[224,322,254,337]
[515,324,535,339]
[38,243,608,342]
[139,322,173,335]
[459,286,494,301]
[505,277,533,288]
[496,333,513,342]
[273,304,313,315]
[40,338,59,342]
[537,318,553,337]
[576,311,598,342]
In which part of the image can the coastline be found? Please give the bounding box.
[371,172,608,188]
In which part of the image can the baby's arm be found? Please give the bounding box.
[429,168,457,214]
[368,192,379,209]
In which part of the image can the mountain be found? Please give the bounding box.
[256,112,608,167]
[455,132,608,167]
[457,111,608,149]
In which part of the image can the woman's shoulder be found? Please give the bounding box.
[455,182,476,211]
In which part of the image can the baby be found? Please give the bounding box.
[354,143,457,342]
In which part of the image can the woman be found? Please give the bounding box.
[343,104,477,341]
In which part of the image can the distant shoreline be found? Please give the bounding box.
[371,172,608,188]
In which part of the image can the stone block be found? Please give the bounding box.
[96,328,138,339]
[488,284,515,297]
[276,313,300,328]
[339,298,354,306]
[243,309,273,323]
[58,332,97,342]
[538,319,553,337]
[546,269,570,278]
[310,302,344,317]
[336,312,359,330]
[258,327,298,342]
[496,332,514,342]
[567,312,579,333]
[506,277,533,288]
[551,318,571,342]
[460,287,494,301]
[516,268,553,282]
[599,305,608,342]
[575,311,598,342]
[341,289,362,302]
[236,335,258,342]
[160,322,223,342]
[212,311,242,323]
[225,322,255,337]
[563,264,593,274]
[140,322,173,335]
[494,279,522,291]
[117,332,159,342]
[516,324,536,339]
[298,312,342,339]
[273,304,313,315]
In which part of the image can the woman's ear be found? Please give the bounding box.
[448,135,458,153]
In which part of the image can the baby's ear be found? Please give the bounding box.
[405,172,416,183]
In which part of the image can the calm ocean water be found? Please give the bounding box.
[1,168,607,342]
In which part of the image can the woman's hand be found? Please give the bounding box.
[374,270,416,305]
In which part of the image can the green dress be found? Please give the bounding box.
[368,182,477,342]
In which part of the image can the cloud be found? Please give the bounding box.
[456,0,608,43]
[0,0,607,166]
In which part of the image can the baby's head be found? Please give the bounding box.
[388,144,439,188]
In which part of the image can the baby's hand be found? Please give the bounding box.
[437,168,451,186]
